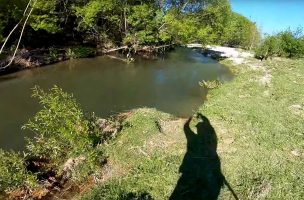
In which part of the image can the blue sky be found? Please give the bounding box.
[230,0,304,35]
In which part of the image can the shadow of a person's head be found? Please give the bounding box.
[195,113,218,151]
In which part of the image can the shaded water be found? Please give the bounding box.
[0,48,233,150]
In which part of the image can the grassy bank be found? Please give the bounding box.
[80,57,304,199]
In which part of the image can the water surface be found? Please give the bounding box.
[0,48,233,150]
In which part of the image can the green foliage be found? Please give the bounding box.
[196,26,216,45]
[74,0,115,31]
[255,35,282,60]
[222,12,260,49]
[255,29,304,59]
[0,86,119,194]
[81,181,153,200]
[0,0,26,41]
[0,150,37,192]
[80,108,176,200]
[0,0,259,50]
[66,47,96,59]
[22,86,106,182]
[161,12,199,44]
[30,0,62,33]
[159,0,259,48]
[48,47,59,61]
[279,30,304,58]
[199,0,232,43]
[124,3,161,45]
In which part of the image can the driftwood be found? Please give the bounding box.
[106,55,133,63]
[136,44,174,53]
[154,44,173,49]
[102,46,128,54]
[103,44,174,54]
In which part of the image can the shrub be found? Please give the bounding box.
[0,86,117,195]
[222,12,260,49]
[255,29,304,60]
[279,30,304,58]
[255,35,282,60]
[48,47,60,61]
[22,86,107,182]
[0,150,37,192]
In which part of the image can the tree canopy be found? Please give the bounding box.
[0,0,260,49]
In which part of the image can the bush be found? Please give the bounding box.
[0,150,37,192]
[222,12,260,49]
[48,47,60,61]
[0,86,117,195]
[254,35,282,60]
[255,29,304,60]
[22,86,107,182]
[279,30,304,58]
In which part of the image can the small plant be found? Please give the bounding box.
[0,150,37,193]
[199,80,222,89]
[48,47,59,61]
[66,47,96,59]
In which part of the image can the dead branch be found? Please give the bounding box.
[103,46,128,54]
[0,0,36,69]
[0,0,33,54]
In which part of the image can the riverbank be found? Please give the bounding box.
[79,50,304,199]
[0,45,174,75]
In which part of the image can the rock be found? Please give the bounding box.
[290,104,302,110]
[291,150,301,157]
[289,104,303,116]
[259,73,272,86]
[203,46,254,65]
[223,137,235,145]
[62,156,86,180]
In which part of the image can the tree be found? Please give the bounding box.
[0,0,261,66]
[222,12,260,49]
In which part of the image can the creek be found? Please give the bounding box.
[0,48,233,150]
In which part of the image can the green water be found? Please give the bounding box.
[0,48,233,150]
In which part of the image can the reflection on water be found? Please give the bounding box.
[0,48,233,150]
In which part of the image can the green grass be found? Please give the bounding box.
[201,58,304,199]
[80,58,304,199]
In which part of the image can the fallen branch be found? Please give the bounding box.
[103,46,128,54]
[154,44,174,49]
[106,55,133,63]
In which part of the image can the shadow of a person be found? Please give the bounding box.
[170,114,224,200]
